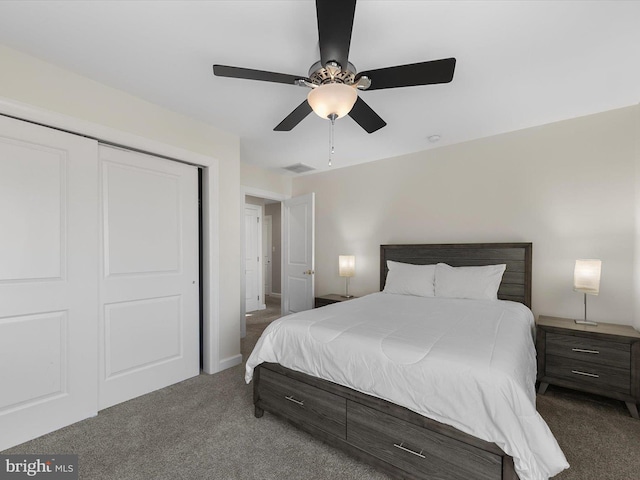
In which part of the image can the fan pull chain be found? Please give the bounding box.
[328,113,336,167]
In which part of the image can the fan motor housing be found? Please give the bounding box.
[308,61,357,85]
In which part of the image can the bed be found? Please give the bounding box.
[246,243,568,480]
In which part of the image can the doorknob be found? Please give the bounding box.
[303,270,315,275]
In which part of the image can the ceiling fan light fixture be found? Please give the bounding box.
[307,83,357,120]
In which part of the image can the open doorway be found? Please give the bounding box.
[243,194,282,335]
[240,188,315,342]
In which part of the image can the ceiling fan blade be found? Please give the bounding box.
[274,100,313,131]
[213,65,307,86]
[316,0,357,71]
[356,58,456,91]
[348,96,386,133]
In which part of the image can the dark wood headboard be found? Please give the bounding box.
[380,243,532,308]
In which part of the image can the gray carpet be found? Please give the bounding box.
[3,317,640,479]
[2,322,386,480]
[536,385,640,480]
[246,295,282,325]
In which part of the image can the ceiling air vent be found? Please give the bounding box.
[282,163,315,174]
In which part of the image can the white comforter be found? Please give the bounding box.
[245,293,568,480]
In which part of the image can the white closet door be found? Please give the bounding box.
[0,116,98,450]
[99,146,199,409]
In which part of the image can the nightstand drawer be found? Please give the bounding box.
[546,332,630,368]
[546,354,630,393]
[258,367,347,438]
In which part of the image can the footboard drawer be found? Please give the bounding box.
[258,367,347,438]
[347,401,502,480]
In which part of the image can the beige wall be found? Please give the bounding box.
[294,105,640,328]
[241,162,292,197]
[245,195,266,207]
[0,45,243,362]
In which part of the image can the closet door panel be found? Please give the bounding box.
[0,115,98,451]
[99,146,199,409]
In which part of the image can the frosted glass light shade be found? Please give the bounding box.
[573,259,601,295]
[307,83,357,119]
[339,255,355,277]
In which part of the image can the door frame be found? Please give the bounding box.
[0,97,226,375]
[240,187,288,338]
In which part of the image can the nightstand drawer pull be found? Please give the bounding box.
[284,395,304,406]
[571,370,599,378]
[393,442,425,459]
[571,348,599,354]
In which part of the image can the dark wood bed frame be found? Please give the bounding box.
[253,243,532,480]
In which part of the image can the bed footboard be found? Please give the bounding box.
[254,363,519,480]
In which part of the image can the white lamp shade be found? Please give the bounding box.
[307,83,358,119]
[573,259,601,295]
[339,255,355,277]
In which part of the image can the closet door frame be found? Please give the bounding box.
[0,99,229,375]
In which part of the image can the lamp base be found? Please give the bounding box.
[575,319,598,326]
[341,295,354,299]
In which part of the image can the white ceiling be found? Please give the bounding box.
[0,1,639,174]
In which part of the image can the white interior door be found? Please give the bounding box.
[283,193,315,315]
[98,145,199,409]
[264,215,273,296]
[0,116,99,450]
[245,204,261,312]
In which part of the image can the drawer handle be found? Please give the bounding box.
[393,442,425,459]
[284,395,304,406]
[572,348,599,354]
[571,370,599,378]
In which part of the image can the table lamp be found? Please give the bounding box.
[339,255,355,298]
[573,259,601,326]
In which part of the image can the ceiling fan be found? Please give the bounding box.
[213,0,456,134]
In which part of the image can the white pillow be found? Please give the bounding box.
[383,261,435,297]
[435,263,506,300]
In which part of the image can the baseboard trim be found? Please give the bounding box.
[218,354,242,372]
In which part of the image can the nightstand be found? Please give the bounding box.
[314,294,357,308]
[536,315,640,419]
